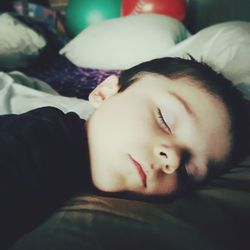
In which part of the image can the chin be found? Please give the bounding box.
[93,179,125,193]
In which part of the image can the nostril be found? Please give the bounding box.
[160,152,168,158]
[163,165,169,172]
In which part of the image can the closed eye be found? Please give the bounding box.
[157,108,172,134]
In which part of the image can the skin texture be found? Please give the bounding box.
[86,74,231,196]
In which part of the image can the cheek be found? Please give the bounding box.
[92,97,153,148]
[110,98,155,138]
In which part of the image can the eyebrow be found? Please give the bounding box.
[169,91,195,117]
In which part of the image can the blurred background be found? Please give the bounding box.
[1,0,250,37]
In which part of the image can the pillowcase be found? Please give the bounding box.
[59,14,190,70]
[162,21,250,99]
[0,13,46,69]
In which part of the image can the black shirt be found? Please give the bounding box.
[0,107,92,249]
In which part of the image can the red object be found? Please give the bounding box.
[121,0,186,21]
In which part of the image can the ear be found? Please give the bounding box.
[88,75,120,108]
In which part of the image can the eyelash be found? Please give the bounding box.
[157,108,172,134]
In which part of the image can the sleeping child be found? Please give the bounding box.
[1,57,249,249]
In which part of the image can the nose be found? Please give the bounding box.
[154,146,181,174]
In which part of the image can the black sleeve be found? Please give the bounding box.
[0,107,89,249]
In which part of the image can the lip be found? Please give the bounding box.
[129,155,147,188]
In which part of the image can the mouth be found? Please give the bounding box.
[129,155,147,188]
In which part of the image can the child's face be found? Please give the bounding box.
[86,74,231,196]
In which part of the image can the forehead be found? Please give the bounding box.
[128,73,232,163]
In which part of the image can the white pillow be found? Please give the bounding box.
[0,13,46,69]
[59,14,190,70]
[162,21,250,99]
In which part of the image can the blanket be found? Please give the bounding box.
[0,71,94,119]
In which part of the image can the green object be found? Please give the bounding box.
[66,0,121,37]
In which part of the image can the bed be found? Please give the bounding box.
[0,1,250,250]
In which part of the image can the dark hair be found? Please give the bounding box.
[118,57,250,169]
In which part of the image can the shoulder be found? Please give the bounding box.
[23,107,83,134]
[0,106,82,133]
[20,106,80,124]
[25,106,66,118]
